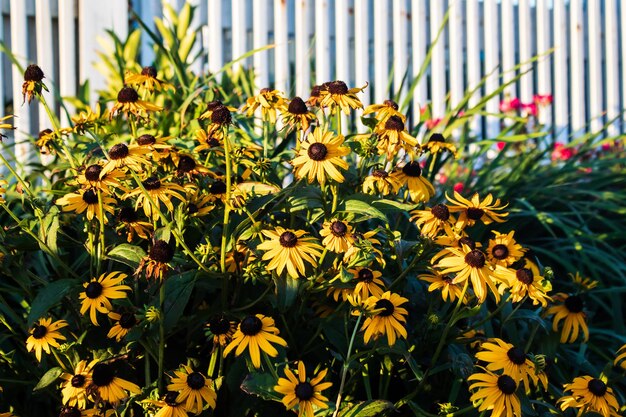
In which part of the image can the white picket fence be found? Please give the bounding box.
[1,0,625,168]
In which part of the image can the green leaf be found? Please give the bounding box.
[27,279,75,327]
[343,199,387,222]
[162,271,196,331]
[107,244,146,269]
[338,400,395,417]
[272,275,299,312]
[33,367,63,391]
[240,372,281,401]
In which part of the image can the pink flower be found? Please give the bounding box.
[551,142,575,161]
[533,94,553,106]
[497,141,506,151]
[438,173,448,184]
[499,97,522,113]
[521,103,538,117]
[453,182,464,193]
[425,118,442,130]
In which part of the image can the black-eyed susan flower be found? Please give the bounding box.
[125,176,186,221]
[391,161,435,203]
[614,344,626,369]
[319,219,355,253]
[124,66,174,92]
[79,272,132,325]
[362,169,402,196]
[374,115,419,158]
[198,100,237,121]
[167,365,217,414]
[60,360,95,408]
[558,376,621,417]
[349,267,385,301]
[433,245,500,304]
[205,314,237,348]
[446,192,508,230]
[223,314,288,368]
[319,80,367,115]
[282,97,317,132]
[136,133,174,161]
[110,86,162,119]
[224,242,256,273]
[88,362,141,404]
[241,88,287,124]
[570,272,599,291]
[117,206,153,242]
[546,293,589,343]
[172,154,212,178]
[144,391,189,417]
[475,339,540,390]
[363,99,405,123]
[194,128,223,154]
[72,105,104,134]
[307,84,324,107]
[101,143,150,176]
[343,230,385,267]
[274,361,332,417]
[107,311,137,342]
[487,231,525,267]
[77,163,126,192]
[25,317,68,362]
[410,203,456,239]
[208,105,233,128]
[257,227,323,278]
[468,371,521,417]
[56,188,116,223]
[185,187,214,218]
[22,64,46,104]
[292,128,350,186]
[0,179,6,203]
[35,128,71,155]
[138,239,175,280]
[0,115,15,141]
[59,406,98,417]
[420,270,467,304]
[494,261,552,307]
[360,291,408,346]
[423,133,458,157]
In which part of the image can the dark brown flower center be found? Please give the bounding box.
[279,231,298,248]
[428,133,445,143]
[71,374,86,388]
[295,382,314,400]
[310,85,323,97]
[288,97,308,114]
[186,372,205,390]
[207,137,221,148]
[59,406,82,417]
[307,143,328,161]
[188,203,198,214]
[85,281,103,299]
[358,268,374,282]
[564,295,583,313]
[464,250,486,268]
[372,169,388,178]
[331,221,348,237]
[209,315,231,335]
[466,207,484,220]
[209,180,227,195]
[211,105,232,125]
[117,86,139,103]
[150,240,174,263]
[491,244,509,260]
[91,363,115,387]
[240,315,263,335]
[497,375,517,395]
[431,204,450,220]
[205,100,223,112]
[458,237,476,250]
[24,64,45,82]
[506,347,527,365]
[385,115,405,131]
[164,391,180,406]
[401,161,422,177]
[177,155,196,173]
[85,164,103,181]
[108,143,129,160]
[383,99,399,110]
[137,134,156,146]
[39,128,53,138]
[142,176,161,190]
[141,66,158,77]
[587,378,607,396]
[328,80,349,95]
[515,268,534,285]
[374,299,395,317]
[118,207,138,223]
[119,313,136,329]
[32,325,47,339]
[82,189,99,205]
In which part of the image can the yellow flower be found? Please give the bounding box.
[319,219,355,253]
[410,203,456,239]
[110,86,162,119]
[101,143,150,176]
[72,105,103,134]
[614,344,626,369]
[362,169,402,196]
[117,206,153,242]
[88,362,141,404]
[486,231,525,267]
[349,267,386,301]
[76,163,127,192]
[446,192,509,229]
[420,270,467,304]
[363,99,405,124]
[546,293,589,343]
[319,80,367,115]
[223,314,288,368]
[124,176,186,221]
[558,376,621,417]
[198,100,237,121]
[0,179,7,204]
[468,371,521,417]
[171,153,212,178]
[144,392,190,417]
[292,128,350,186]
[475,338,540,390]
[0,115,15,141]
[570,272,599,291]
[60,360,95,408]
[185,187,214,218]
[25,317,68,362]
[360,291,408,346]
[167,365,217,414]
[206,314,237,348]
[56,188,116,224]
[423,133,458,157]
[241,88,287,124]
[136,133,174,161]
[194,128,223,154]
[137,239,175,281]
[494,261,552,307]
[274,361,332,417]
[107,311,138,342]
[257,227,323,278]
[391,161,435,203]
[22,64,46,104]
[79,271,132,325]
[124,66,174,92]
[343,230,385,267]
[374,115,419,158]
[281,97,317,132]
[224,242,256,273]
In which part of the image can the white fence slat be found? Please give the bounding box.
[411,0,427,123]
[335,0,350,133]
[605,0,620,135]
[553,0,568,140]
[354,0,369,126]
[569,0,585,135]
[0,0,5,110]
[536,0,551,127]
[231,0,246,71]
[58,0,76,120]
[448,0,463,110]
[373,0,389,104]
[466,0,481,135]
[484,0,500,137]
[622,0,626,129]
[295,0,311,97]
[315,0,330,85]
[500,0,515,97]
[518,0,532,102]
[429,0,445,118]
[587,0,603,134]
[392,0,409,102]
[35,0,55,130]
[253,0,269,89]
[187,0,203,74]
[273,0,289,94]
[207,0,223,81]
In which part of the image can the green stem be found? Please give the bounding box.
[220,126,233,307]
[145,352,151,387]
[430,279,470,369]
[467,295,511,331]
[37,92,76,170]
[158,283,165,393]
[332,312,363,417]
[208,347,219,378]
[262,351,280,381]
[330,184,339,214]
[231,284,272,312]
[0,151,36,199]
[262,119,269,159]
[96,189,106,275]
[51,349,70,372]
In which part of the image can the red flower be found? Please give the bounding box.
[499,97,522,113]
[521,103,538,117]
[425,118,442,130]
[497,141,506,151]
[533,94,553,106]
[551,142,575,161]
[453,182,464,193]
